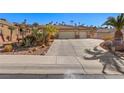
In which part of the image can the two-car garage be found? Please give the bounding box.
[57,26,95,39]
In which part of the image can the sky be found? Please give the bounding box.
[0,13,119,27]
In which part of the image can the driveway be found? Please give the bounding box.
[46,39,122,75]
[46,39,104,56]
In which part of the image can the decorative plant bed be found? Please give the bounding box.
[100,41,124,59]
[0,41,53,55]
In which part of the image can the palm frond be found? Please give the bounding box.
[102,13,124,31]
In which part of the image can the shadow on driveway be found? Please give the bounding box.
[84,46,124,74]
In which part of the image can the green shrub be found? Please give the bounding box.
[43,24,58,41]
[21,35,37,47]
[32,29,44,42]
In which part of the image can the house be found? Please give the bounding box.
[56,25,96,39]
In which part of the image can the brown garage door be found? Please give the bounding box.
[79,32,87,39]
[59,31,75,39]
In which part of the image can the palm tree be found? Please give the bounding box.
[8,26,16,41]
[62,21,65,25]
[78,22,81,26]
[55,22,58,25]
[74,23,77,27]
[70,20,74,26]
[102,13,124,40]
[32,22,39,27]
[22,19,27,24]
[49,21,53,25]
[81,24,85,26]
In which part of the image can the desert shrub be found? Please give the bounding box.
[4,44,13,52]
[43,24,58,41]
[21,35,37,47]
[32,29,48,45]
[102,35,113,41]
[32,29,43,42]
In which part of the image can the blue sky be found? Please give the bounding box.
[0,13,119,26]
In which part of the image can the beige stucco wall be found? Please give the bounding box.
[96,32,114,39]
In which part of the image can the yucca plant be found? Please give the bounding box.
[21,35,36,47]
[102,13,124,40]
[32,29,43,42]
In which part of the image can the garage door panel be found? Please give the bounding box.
[59,32,75,39]
[79,32,87,38]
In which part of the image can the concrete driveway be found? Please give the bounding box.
[46,39,104,56]
[0,39,124,78]
[46,39,122,75]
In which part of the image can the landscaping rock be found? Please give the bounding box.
[42,44,46,48]
[32,48,37,52]
[28,50,32,53]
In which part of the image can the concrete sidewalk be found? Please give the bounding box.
[0,55,122,75]
[0,55,84,74]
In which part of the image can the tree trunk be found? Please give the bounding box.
[10,30,13,41]
[114,31,123,40]
[1,32,5,42]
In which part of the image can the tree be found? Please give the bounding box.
[0,18,7,21]
[32,22,39,27]
[102,13,124,40]
[62,21,65,25]
[78,22,81,26]
[22,19,27,24]
[74,23,77,27]
[55,22,58,25]
[44,24,58,41]
[70,20,74,26]
[8,26,16,41]
[49,21,53,25]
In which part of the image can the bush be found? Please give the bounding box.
[43,24,58,41]
[21,35,37,47]
[32,29,43,42]
[4,44,13,52]
[102,35,113,41]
